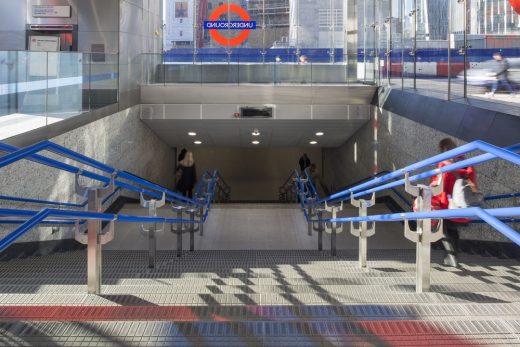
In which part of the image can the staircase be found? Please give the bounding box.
[0,248,519,346]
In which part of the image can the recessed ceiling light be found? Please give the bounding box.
[252,140,260,145]
[252,130,261,136]
[194,140,202,145]
[315,132,324,136]
[188,132,197,136]
[309,141,318,145]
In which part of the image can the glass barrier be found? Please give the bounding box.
[0,51,119,141]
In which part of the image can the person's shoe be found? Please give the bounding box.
[485,92,494,97]
[443,255,459,267]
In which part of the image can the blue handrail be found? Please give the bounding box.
[293,140,520,247]
[322,207,520,246]
[0,207,199,253]
[0,141,194,206]
[485,192,520,201]
[0,187,121,210]
[323,142,520,204]
[0,140,223,253]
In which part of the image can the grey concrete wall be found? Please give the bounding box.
[190,147,323,201]
[0,105,175,243]
[323,106,520,243]
[119,0,163,110]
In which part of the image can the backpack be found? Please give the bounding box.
[451,178,483,208]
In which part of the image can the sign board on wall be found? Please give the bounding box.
[32,5,71,18]
[29,35,60,52]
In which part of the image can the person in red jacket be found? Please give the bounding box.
[431,138,477,267]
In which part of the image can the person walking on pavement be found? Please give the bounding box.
[486,52,515,97]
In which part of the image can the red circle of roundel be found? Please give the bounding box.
[510,0,520,14]
[208,4,252,47]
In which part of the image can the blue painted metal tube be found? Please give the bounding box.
[0,220,78,225]
[323,142,520,203]
[0,141,53,169]
[0,209,50,253]
[194,171,209,198]
[471,219,520,224]
[325,143,520,204]
[0,142,112,184]
[202,171,219,222]
[475,209,520,246]
[0,208,196,224]
[323,206,520,246]
[118,171,195,205]
[485,192,520,201]
[0,195,84,208]
[304,169,319,199]
[0,142,194,206]
[326,207,520,224]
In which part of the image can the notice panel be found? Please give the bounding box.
[32,5,71,18]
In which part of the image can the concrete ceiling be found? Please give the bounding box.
[140,84,376,148]
[141,119,368,148]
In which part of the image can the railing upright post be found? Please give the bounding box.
[76,173,115,295]
[351,193,376,269]
[317,210,324,251]
[140,193,165,269]
[87,189,102,295]
[171,206,185,258]
[324,201,344,257]
[188,209,196,252]
[307,197,315,236]
[404,173,444,293]
[198,197,205,236]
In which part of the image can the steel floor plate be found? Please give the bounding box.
[0,249,518,346]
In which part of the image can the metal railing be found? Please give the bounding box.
[0,140,223,294]
[294,140,520,293]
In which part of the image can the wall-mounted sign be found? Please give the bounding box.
[29,35,60,52]
[32,5,71,18]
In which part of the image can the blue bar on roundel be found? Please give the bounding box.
[203,21,257,30]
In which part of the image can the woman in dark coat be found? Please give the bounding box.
[176,151,197,198]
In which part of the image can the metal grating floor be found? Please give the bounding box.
[0,249,519,346]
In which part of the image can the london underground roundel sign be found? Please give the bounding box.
[510,0,520,15]
[203,4,256,47]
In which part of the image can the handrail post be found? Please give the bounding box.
[171,206,185,257]
[187,208,196,251]
[87,188,102,295]
[404,173,444,293]
[140,192,165,269]
[351,193,376,269]
[317,209,324,251]
[76,173,115,295]
[324,201,344,257]
[198,197,205,236]
[307,197,316,236]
